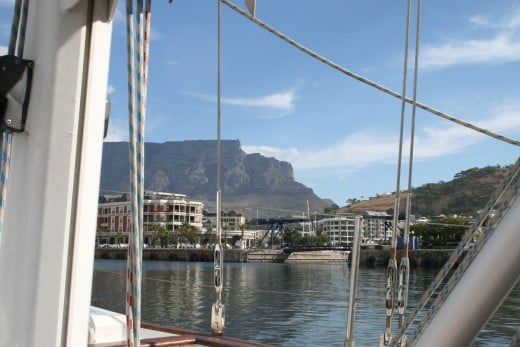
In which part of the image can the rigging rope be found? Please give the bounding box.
[509,328,520,347]
[211,0,226,336]
[396,1,421,343]
[1,0,29,240]
[383,0,413,344]
[344,216,363,346]
[125,0,152,345]
[221,0,520,147]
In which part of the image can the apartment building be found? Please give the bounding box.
[97,191,203,246]
[317,211,393,246]
[317,214,356,246]
[203,210,246,232]
[362,211,393,244]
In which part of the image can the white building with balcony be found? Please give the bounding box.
[318,214,356,246]
[97,191,203,246]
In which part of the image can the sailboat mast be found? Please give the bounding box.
[0,1,115,346]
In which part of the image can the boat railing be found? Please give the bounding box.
[393,157,520,345]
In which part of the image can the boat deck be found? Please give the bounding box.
[88,307,272,347]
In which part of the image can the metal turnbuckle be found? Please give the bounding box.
[211,302,225,336]
[382,258,397,345]
[211,243,225,335]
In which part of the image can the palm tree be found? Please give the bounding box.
[239,223,248,249]
[96,228,102,247]
[97,227,109,247]
[116,231,123,246]
[179,221,197,245]
[149,224,161,247]
[206,224,214,245]
[157,227,169,248]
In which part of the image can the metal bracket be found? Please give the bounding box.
[0,55,34,132]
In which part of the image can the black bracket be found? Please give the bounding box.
[0,55,34,132]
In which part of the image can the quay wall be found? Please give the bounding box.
[95,248,248,262]
[247,249,288,263]
[285,250,349,263]
[95,248,453,267]
[359,248,454,267]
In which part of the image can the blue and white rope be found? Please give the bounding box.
[125,1,152,345]
[0,132,13,236]
[125,0,139,347]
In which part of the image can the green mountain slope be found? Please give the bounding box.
[341,164,513,217]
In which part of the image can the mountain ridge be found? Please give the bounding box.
[100,140,332,217]
[339,164,513,216]
[101,140,513,219]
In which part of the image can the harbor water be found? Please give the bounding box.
[91,259,519,346]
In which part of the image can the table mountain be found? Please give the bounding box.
[100,140,332,216]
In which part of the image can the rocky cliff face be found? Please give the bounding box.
[100,140,331,215]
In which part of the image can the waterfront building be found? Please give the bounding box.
[318,214,356,246]
[203,210,246,232]
[300,220,315,237]
[362,211,393,244]
[97,191,204,246]
[317,212,393,246]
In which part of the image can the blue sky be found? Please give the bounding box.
[1,0,519,206]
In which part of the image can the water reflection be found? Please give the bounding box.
[91,260,519,346]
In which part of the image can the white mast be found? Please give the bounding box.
[0,1,115,346]
[415,193,520,346]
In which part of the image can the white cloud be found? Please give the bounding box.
[188,89,297,111]
[0,45,6,55]
[421,8,520,69]
[107,85,116,94]
[113,2,125,24]
[242,145,301,161]
[469,15,490,27]
[421,34,520,69]
[243,100,520,173]
[478,100,520,134]
[104,119,128,142]
[150,27,162,41]
[497,7,520,30]
[415,104,520,158]
[224,90,296,110]
[244,130,397,171]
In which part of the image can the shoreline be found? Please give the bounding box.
[95,247,454,267]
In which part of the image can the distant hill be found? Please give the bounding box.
[339,165,514,217]
[100,140,332,217]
